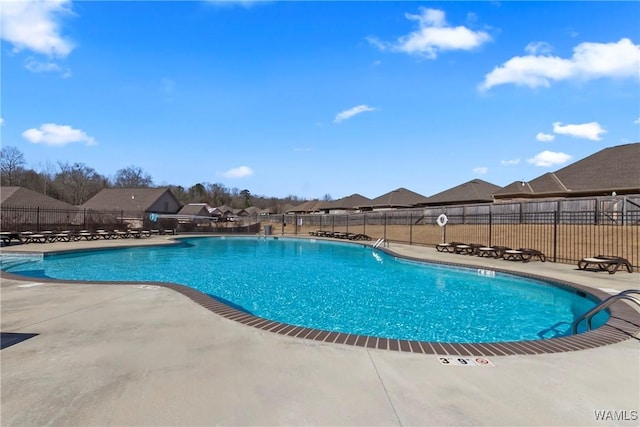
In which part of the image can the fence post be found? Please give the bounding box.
[332,215,335,233]
[346,215,349,233]
[294,214,298,235]
[121,210,124,228]
[553,210,558,263]
[383,213,387,242]
[363,213,366,236]
[488,210,492,247]
[519,202,523,224]
[37,206,40,230]
[409,212,413,245]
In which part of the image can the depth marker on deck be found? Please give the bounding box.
[438,356,495,367]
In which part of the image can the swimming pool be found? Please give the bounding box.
[0,237,608,344]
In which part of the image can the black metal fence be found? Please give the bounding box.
[2,202,639,270]
[0,205,260,235]
[0,206,168,232]
[264,208,640,270]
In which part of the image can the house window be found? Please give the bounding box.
[164,202,169,212]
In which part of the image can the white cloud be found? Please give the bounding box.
[22,123,97,147]
[24,57,71,77]
[473,167,488,174]
[525,41,553,55]
[0,117,4,126]
[480,38,640,91]
[552,121,606,141]
[221,166,253,178]
[367,7,491,59]
[634,117,640,125]
[0,0,75,57]
[334,105,376,123]
[500,158,520,166]
[536,132,555,142]
[527,151,572,167]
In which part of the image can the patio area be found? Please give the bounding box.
[1,236,638,426]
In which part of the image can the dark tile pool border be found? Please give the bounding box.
[1,240,639,356]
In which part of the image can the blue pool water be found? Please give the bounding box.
[1,237,607,343]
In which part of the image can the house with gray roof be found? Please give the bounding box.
[361,188,430,211]
[174,203,214,225]
[288,199,327,214]
[244,206,271,215]
[1,187,83,231]
[322,193,372,214]
[82,188,182,213]
[425,179,502,206]
[1,186,78,210]
[494,143,640,201]
[177,203,212,217]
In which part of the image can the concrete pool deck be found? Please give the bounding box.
[1,235,639,426]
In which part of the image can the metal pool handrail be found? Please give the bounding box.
[572,289,640,334]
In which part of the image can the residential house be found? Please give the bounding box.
[82,187,182,214]
[1,186,80,230]
[1,186,78,210]
[424,179,502,206]
[287,199,327,214]
[176,203,214,224]
[493,143,640,201]
[322,193,372,214]
[361,188,430,211]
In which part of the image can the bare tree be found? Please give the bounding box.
[54,162,107,205]
[113,165,153,188]
[0,146,26,186]
[206,183,230,207]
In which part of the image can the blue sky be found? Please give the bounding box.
[1,1,639,200]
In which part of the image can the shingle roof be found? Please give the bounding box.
[215,205,233,214]
[325,193,372,210]
[178,204,211,216]
[365,188,430,208]
[494,143,640,198]
[288,199,324,213]
[425,179,502,205]
[0,186,77,210]
[81,188,180,212]
[244,206,262,215]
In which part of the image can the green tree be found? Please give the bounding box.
[240,189,252,207]
[187,183,207,202]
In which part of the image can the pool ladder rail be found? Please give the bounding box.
[373,238,385,249]
[572,289,640,334]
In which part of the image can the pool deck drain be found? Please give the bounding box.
[1,234,639,426]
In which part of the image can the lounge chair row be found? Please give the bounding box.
[435,242,634,274]
[436,242,547,262]
[308,230,371,241]
[0,229,154,245]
